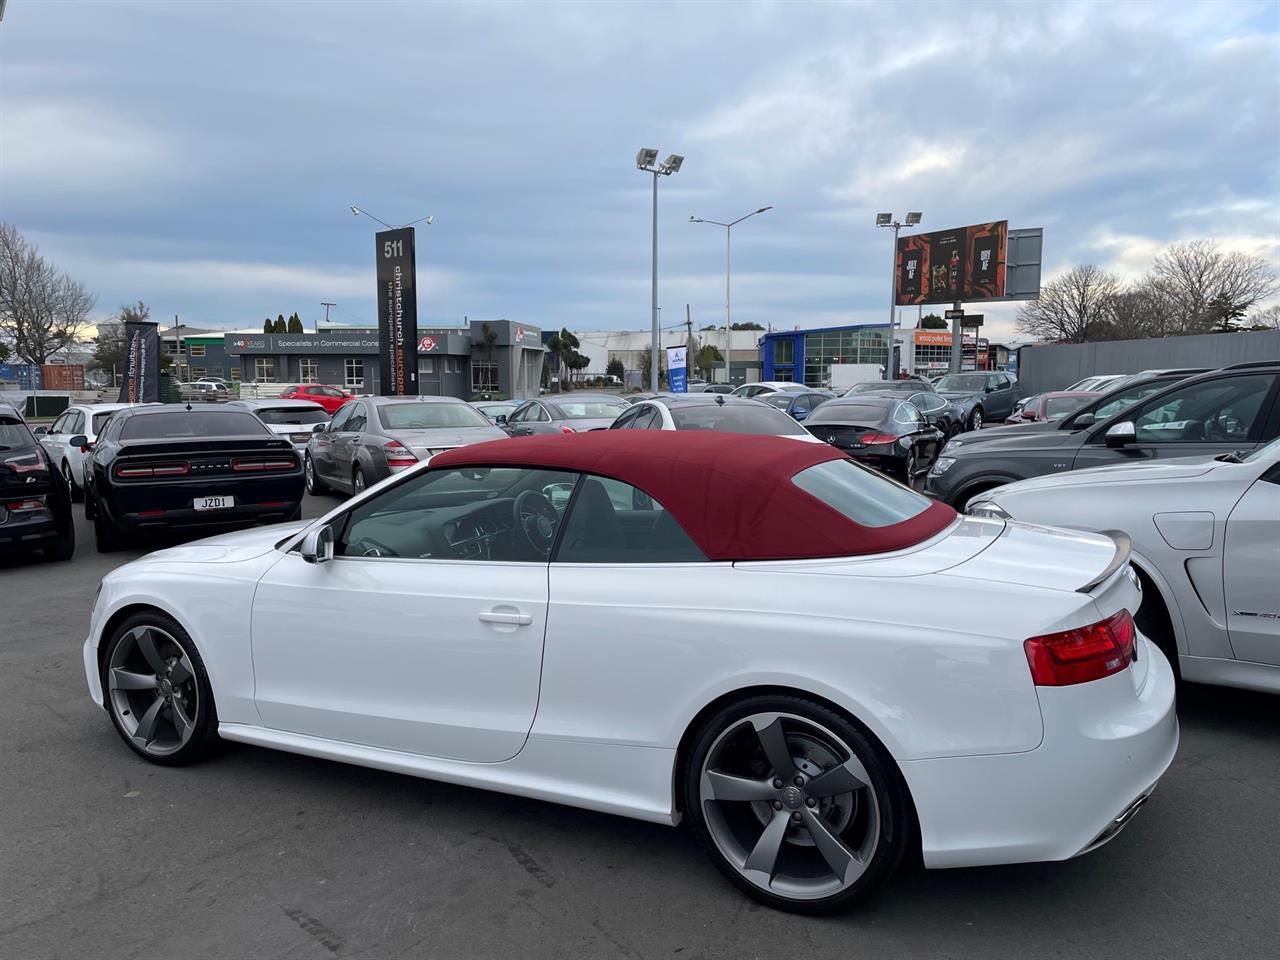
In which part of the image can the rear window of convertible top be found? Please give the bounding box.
[791,459,933,528]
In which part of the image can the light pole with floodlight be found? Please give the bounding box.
[690,206,771,388]
[636,149,683,391]
[876,211,922,380]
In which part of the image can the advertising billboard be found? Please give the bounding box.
[665,345,688,393]
[896,221,1007,305]
[117,321,160,403]
[375,227,419,396]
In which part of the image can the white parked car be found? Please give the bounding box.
[609,393,824,441]
[967,437,1280,694]
[732,381,808,398]
[34,403,136,501]
[84,431,1176,913]
[226,398,330,450]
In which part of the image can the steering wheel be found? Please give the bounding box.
[514,490,559,557]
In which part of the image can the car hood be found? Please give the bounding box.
[126,520,310,564]
[944,420,1058,450]
[979,457,1220,497]
[390,425,509,452]
[937,391,981,402]
[947,427,1080,457]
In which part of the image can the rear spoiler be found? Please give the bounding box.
[117,435,294,458]
[1076,530,1132,594]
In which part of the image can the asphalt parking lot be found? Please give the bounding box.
[2,494,1277,959]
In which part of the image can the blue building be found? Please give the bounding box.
[759,323,892,387]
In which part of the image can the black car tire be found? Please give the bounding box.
[94,502,123,553]
[967,407,984,431]
[305,453,327,495]
[62,460,84,503]
[683,693,913,915]
[353,466,367,495]
[46,523,75,562]
[903,448,916,483]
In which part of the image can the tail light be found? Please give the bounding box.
[383,440,417,468]
[231,457,299,473]
[3,448,47,474]
[560,426,577,434]
[115,461,190,479]
[1024,610,1137,686]
[79,441,95,453]
[6,497,49,515]
[858,433,898,445]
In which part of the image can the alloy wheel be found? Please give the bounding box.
[353,468,366,493]
[305,456,316,492]
[698,712,881,902]
[970,409,983,431]
[106,625,200,757]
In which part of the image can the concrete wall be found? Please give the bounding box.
[1016,330,1280,395]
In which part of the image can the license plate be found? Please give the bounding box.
[194,496,234,511]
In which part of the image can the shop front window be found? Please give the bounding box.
[472,361,499,394]
[299,358,319,383]
[344,359,364,390]
[802,327,889,388]
[254,358,275,382]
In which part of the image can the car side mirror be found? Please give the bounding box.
[33,426,47,437]
[313,422,327,433]
[1073,412,1095,428]
[985,384,997,393]
[1105,421,1136,447]
[300,525,334,564]
[68,434,88,449]
[496,414,508,424]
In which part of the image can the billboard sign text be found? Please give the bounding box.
[375,227,419,396]
[896,220,1007,305]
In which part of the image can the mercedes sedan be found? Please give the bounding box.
[84,431,1175,914]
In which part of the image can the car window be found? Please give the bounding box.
[763,393,793,410]
[378,402,492,429]
[1043,395,1092,419]
[91,411,118,435]
[669,403,807,435]
[119,411,270,439]
[634,406,662,429]
[1082,381,1169,424]
[794,396,812,414]
[935,374,988,392]
[792,459,933,528]
[0,412,38,450]
[548,400,626,420]
[893,403,920,425]
[328,403,355,432]
[256,406,330,425]
[556,476,706,563]
[994,375,1010,390]
[910,392,942,412]
[1131,374,1273,444]
[48,412,68,435]
[610,406,644,429]
[807,402,891,425]
[845,381,915,395]
[528,403,551,423]
[345,402,369,433]
[337,466,578,561]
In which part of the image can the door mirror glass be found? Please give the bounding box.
[495,413,508,424]
[33,426,47,436]
[68,434,88,448]
[1105,421,1136,447]
[1073,412,1095,428]
[313,422,328,433]
[300,525,335,564]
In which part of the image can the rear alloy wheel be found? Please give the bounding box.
[62,460,84,503]
[685,696,910,914]
[103,613,218,765]
[304,453,326,494]
[353,467,366,495]
[968,408,984,431]
[903,449,917,484]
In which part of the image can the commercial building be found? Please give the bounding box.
[569,328,764,386]
[760,324,893,385]
[153,320,543,400]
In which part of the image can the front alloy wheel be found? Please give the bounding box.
[103,613,218,765]
[968,408,984,431]
[685,696,910,913]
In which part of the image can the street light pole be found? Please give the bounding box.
[691,206,771,387]
[876,211,922,380]
[636,149,684,391]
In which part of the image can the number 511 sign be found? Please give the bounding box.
[375,227,419,396]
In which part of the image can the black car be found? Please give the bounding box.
[85,405,305,551]
[851,387,964,439]
[931,371,1021,431]
[804,396,944,482]
[926,362,1280,508]
[0,402,75,562]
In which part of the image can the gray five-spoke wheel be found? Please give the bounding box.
[699,712,880,901]
[106,625,200,757]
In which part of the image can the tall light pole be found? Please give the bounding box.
[691,206,771,387]
[636,149,683,391]
[876,211,922,380]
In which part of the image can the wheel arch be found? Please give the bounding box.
[1127,551,1185,668]
[95,601,206,694]
[950,475,1018,510]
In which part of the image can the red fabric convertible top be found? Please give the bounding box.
[429,431,955,561]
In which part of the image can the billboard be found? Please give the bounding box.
[375,227,419,396]
[117,321,160,403]
[896,220,1007,305]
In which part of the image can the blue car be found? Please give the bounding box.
[759,390,831,421]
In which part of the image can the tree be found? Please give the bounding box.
[700,324,718,332]
[639,348,666,387]
[0,222,96,364]
[694,343,723,376]
[263,317,273,333]
[287,312,304,333]
[1150,240,1276,335]
[546,327,587,386]
[1015,264,1119,343]
[605,357,625,381]
[272,313,287,333]
[91,302,150,373]
[730,321,764,331]
[919,313,947,330]
[1249,304,1280,330]
[0,340,9,363]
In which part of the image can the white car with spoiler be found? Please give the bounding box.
[226,398,330,450]
[82,431,1176,914]
[967,437,1280,694]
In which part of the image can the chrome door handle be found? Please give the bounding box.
[479,610,533,626]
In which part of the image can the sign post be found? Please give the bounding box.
[375,227,419,396]
[666,345,688,393]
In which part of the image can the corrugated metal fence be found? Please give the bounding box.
[1017,330,1280,395]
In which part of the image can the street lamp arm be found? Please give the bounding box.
[350,206,395,230]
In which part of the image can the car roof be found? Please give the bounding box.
[430,431,953,561]
[361,395,468,405]
[114,403,258,418]
[822,395,897,407]
[648,393,769,407]
[228,398,326,408]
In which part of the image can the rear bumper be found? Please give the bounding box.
[900,635,1179,869]
[106,476,304,532]
[0,519,62,553]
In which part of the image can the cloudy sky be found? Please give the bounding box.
[2,0,1277,342]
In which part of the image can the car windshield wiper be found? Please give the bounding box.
[1214,450,1247,464]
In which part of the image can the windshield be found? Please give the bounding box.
[763,394,793,409]
[549,400,628,420]
[935,374,987,392]
[378,402,492,429]
[845,381,917,395]
[807,402,890,425]
[92,411,119,434]
[256,406,330,426]
[120,411,270,439]
[670,404,807,435]
[0,414,36,451]
[1043,395,1094,419]
[1080,382,1168,424]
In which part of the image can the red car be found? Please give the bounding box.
[279,384,354,415]
[1005,390,1102,423]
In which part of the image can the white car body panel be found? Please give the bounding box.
[632,399,824,443]
[970,441,1280,692]
[38,403,136,489]
[83,459,1177,868]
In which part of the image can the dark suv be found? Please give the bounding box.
[926,362,1280,508]
[0,402,75,562]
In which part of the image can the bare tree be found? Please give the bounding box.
[1015,264,1119,343]
[91,301,151,373]
[1150,240,1276,334]
[0,223,96,363]
[1250,304,1280,330]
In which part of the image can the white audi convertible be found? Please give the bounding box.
[84,431,1177,913]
